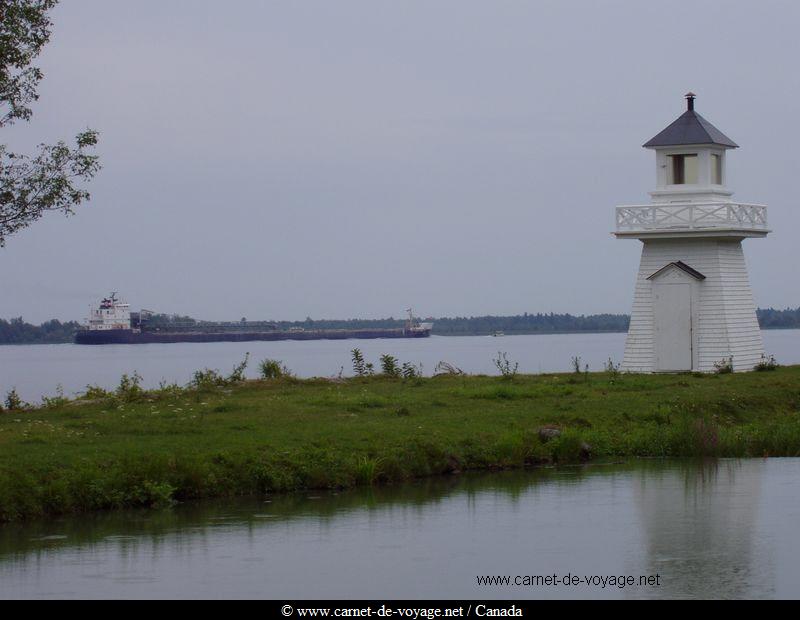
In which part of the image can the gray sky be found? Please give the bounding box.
[2,0,798,323]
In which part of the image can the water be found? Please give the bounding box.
[1,458,798,599]
[2,329,799,403]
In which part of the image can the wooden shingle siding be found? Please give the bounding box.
[622,238,764,372]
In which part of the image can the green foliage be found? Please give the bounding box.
[0,317,80,343]
[714,357,734,374]
[190,368,226,390]
[549,433,587,463]
[355,456,382,485]
[3,388,24,410]
[432,312,630,335]
[664,413,721,457]
[258,358,288,380]
[153,380,183,398]
[227,352,250,383]
[116,372,144,401]
[351,348,374,377]
[134,480,177,508]
[188,354,256,388]
[2,366,800,521]
[493,352,518,380]
[82,384,110,400]
[0,0,59,127]
[0,0,101,247]
[401,362,421,380]
[604,357,620,376]
[754,354,779,372]
[40,384,67,408]
[351,348,365,376]
[471,385,524,400]
[380,354,400,377]
[756,307,800,329]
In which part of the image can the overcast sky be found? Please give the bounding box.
[2,0,798,323]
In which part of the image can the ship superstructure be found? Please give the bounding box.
[86,292,132,331]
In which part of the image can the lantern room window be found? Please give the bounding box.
[669,154,698,185]
[711,154,722,184]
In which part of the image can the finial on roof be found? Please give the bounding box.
[643,91,737,149]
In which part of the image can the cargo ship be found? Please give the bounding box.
[74,293,433,345]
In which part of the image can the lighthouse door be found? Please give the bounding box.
[653,283,692,371]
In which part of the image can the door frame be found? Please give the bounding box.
[649,264,701,372]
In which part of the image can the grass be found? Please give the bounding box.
[1,367,800,521]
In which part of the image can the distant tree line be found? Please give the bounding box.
[755,307,800,329]
[0,317,81,344]
[2,308,800,344]
[430,312,630,335]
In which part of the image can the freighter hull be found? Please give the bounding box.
[74,327,431,345]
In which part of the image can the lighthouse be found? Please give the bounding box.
[616,93,769,373]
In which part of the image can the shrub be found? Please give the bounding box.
[493,352,518,380]
[380,354,400,377]
[754,354,779,372]
[714,356,734,374]
[154,380,184,397]
[227,352,250,383]
[4,388,24,411]
[351,348,367,377]
[402,362,422,380]
[83,384,110,400]
[259,358,288,380]
[190,368,226,390]
[116,371,144,401]
[604,357,620,375]
[132,481,176,508]
[41,385,68,409]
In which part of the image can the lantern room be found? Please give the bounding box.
[644,93,738,204]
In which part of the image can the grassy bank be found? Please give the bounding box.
[1,365,800,521]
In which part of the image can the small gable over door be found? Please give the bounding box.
[647,261,705,282]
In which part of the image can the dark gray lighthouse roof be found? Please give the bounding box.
[643,93,738,149]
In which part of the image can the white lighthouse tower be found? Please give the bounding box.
[616,93,769,372]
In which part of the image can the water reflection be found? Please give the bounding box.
[0,459,797,599]
[632,459,770,599]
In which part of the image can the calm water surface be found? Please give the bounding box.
[2,330,799,402]
[1,459,799,599]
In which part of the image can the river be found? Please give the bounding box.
[1,458,798,599]
[2,330,799,403]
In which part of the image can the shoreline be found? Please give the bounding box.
[2,367,799,522]
[5,325,800,346]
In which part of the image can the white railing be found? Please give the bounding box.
[616,202,768,232]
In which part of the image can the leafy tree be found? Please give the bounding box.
[0,0,100,246]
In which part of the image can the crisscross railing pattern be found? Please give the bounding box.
[616,202,768,232]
